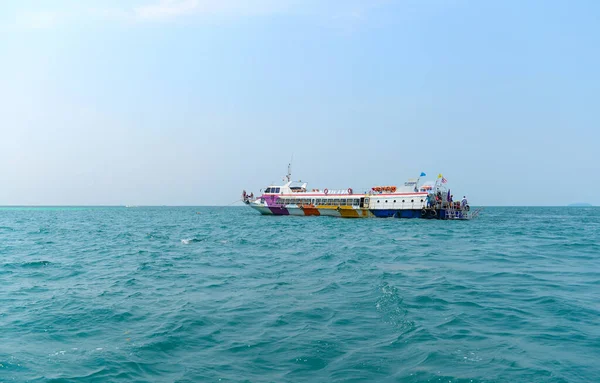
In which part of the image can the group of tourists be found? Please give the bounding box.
[241,190,254,202]
[427,191,468,209]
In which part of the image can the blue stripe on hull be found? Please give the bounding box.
[370,209,424,218]
[370,209,397,218]
[397,209,422,218]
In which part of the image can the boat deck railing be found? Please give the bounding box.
[443,206,482,220]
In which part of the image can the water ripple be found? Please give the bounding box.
[0,206,599,382]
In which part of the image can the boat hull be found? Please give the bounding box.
[248,203,472,220]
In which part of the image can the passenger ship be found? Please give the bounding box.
[242,165,477,220]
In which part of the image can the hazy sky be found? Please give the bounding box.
[1,0,598,206]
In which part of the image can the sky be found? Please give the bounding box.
[0,0,598,206]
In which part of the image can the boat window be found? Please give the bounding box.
[385,200,388,203]
[334,199,340,205]
[265,188,271,193]
[402,200,405,203]
[377,200,380,203]
[340,199,347,205]
[275,188,280,193]
[411,199,414,202]
[394,200,396,203]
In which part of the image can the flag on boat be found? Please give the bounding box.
[437,173,443,179]
[420,172,426,177]
[441,177,448,184]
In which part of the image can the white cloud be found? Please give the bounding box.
[132,0,291,21]
[11,0,385,28]
[16,11,61,29]
[134,0,200,21]
[10,0,286,28]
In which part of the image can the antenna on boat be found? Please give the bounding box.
[286,154,293,183]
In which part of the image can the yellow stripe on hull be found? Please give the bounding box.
[314,205,373,218]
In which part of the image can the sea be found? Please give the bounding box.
[0,206,598,382]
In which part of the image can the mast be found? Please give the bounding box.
[286,155,293,183]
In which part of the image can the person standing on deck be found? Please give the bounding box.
[461,196,468,208]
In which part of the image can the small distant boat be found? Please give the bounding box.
[242,164,478,220]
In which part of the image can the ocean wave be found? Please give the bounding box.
[1,206,598,382]
[180,237,207,244]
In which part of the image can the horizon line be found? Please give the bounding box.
[0,204,595,208]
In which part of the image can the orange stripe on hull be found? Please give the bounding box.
[302,205,320,216]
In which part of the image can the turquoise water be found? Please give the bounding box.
[1,206,599,382]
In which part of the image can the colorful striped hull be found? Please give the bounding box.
[250,205,471,219]
[248,204,462,219]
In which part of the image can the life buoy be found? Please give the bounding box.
[348,188,353,195]
[421,209,427,216]
[429,210,437,218]
[324,188,328,195]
